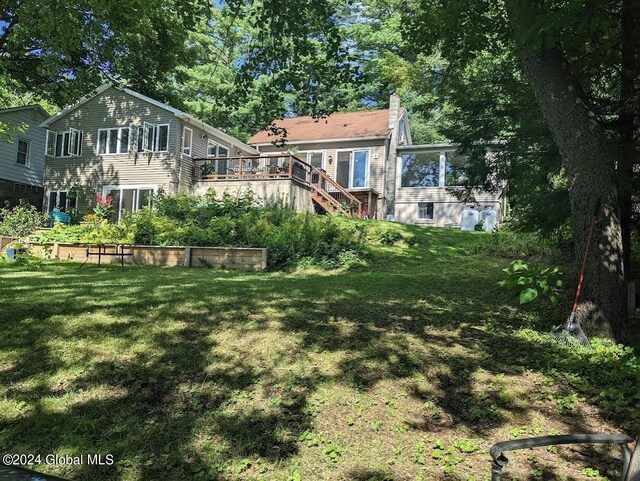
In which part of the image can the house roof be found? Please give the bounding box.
[0,104,50,119]
[248,108,403,145]
[39,83,258,155]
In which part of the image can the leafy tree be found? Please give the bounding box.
[0,76,55,139]
[408,0,640,339]
[0,0,209,105]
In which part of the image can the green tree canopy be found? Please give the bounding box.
[0,0,210,105]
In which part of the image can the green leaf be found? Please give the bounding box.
[519,288,538,304]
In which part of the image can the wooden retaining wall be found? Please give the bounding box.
[1,237,267,270]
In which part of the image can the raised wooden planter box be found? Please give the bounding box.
[22,240,267,270]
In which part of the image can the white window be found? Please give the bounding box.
[102,185,156,221]
[46,129,83,157]
[46,131,56,156]
[16,139,29,165]
[400,152,441,188]
[207,140,228,158]
[335,149,370,189]
[182,127,193,156]
[142,122,154,152]
[418,202,434,220]
[444,151,468,186]
[305,151,324,169]
[48,190,77,212]
[207,141,231,175]
[155,124,169,152]
[400,150,472,188]
[97,127,130,155]
[139,123,170,153]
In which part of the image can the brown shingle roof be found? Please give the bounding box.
[248,109,395,144]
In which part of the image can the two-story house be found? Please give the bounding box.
[42,84,504,227]
[40,83,257,219]
[0,105,50,207]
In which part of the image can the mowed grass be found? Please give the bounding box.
[0,224,638,481]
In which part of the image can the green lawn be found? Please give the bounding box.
[1,224,638,480]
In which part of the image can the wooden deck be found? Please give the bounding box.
[193,155,364,217]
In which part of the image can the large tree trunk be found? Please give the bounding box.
[618,0,639,283]
[505,0,627,339]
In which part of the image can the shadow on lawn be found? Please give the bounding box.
[0,255,637,480]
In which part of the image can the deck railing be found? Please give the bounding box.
[193,155,310,183]
[192,154,362,217]
[308,167,362,217]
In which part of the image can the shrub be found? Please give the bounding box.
[0,201,46,237]
[29,191,368,270]
[379,230,403,245]
[474,230,564,262]
[499,260,565,304]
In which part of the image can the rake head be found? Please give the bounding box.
[551,312,590,347]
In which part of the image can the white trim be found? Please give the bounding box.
[250,135,389,147]
[46,129,83,158]
[69,128,80,156]
[182,126,193,157]
[142,122,154,152]
[334,148,371,189]
[121,87,182,116]
[207,140,229,157]
[397,141,504,152]
[97,126,131,155]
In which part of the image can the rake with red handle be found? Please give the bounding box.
[551,199,601,346]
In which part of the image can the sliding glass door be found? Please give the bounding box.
[335,150,370,189]
[102,185,156,221]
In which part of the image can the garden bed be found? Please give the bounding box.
[3,237,267,270]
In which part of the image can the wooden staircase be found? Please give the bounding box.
[308,166,362,217]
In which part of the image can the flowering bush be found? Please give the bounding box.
[93,194,114,220]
